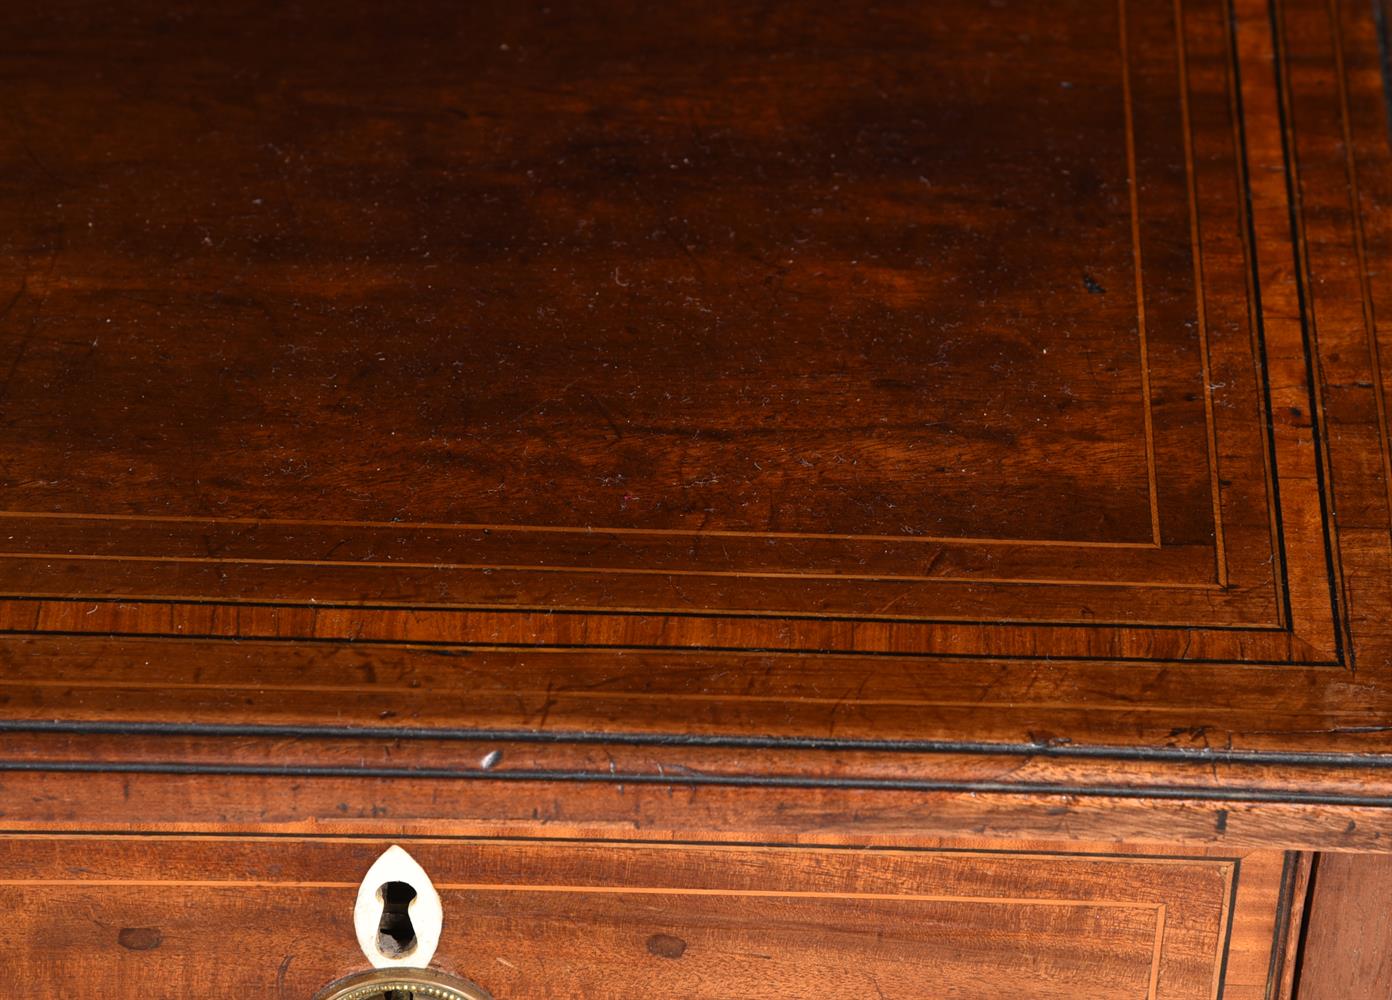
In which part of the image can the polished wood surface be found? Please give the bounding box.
[5,0,1287,643]
[0,0,1390,874]
[0,0,1343,649]
[1293,853,1392,998]
[0,0,1390,829]
[2,0,1390,995]
[0,834,1296,999]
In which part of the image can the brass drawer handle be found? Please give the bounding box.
[314,968,493,1000]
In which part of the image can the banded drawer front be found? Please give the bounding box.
[0,835,1293,998]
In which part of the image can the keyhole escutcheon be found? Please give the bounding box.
[353,846,443,969]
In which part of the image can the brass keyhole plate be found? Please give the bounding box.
[313,968,493,1000]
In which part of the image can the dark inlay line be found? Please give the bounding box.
[1,759,1391,807]
[1267,0,1352,666]
[1229,0,1299,633]
[2,719,1391,769]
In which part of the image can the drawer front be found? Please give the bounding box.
[0,835,1292,999]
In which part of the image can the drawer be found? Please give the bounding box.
[0,835,1294,998]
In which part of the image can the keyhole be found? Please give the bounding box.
[354,845,442,968]
[376,881,418,958]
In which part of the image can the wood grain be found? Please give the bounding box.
[0,834,1294,999]
[0,0,1389,842]
[1,1,1389,992]
[1295,853,1392,998]
[0,0,1346,649]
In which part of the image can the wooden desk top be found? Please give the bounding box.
[2,0,1391,848]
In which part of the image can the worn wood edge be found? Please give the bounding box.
[1265,852,1313,998]
[1290,852,1392,997]
[8,716,1392,766]
[0,771,1386,851]
[7,633,1392,758]
[7,727,1392,799]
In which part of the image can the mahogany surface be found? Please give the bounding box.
[1,0,1392,850]
[0,834,1297,999]
[5,0,1392,995]
[1296,852,1392,998]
